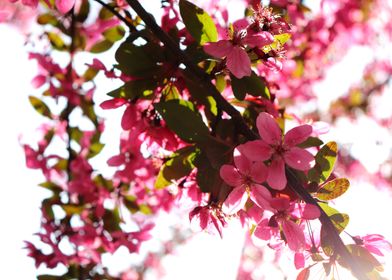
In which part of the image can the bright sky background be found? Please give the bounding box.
[1,1,392,279]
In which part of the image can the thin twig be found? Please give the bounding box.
[286,168,368,280]
[93,0,136,32]
[125,0,258,140]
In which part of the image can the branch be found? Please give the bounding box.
[93,0,137,32]
[125,0,258,141]
[286,168,369,280]
[65,8,76,179]
[112,1,368,278]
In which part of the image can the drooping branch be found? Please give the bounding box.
[286,168,368,280]
[125,0,258,141]
[101,1,368,278]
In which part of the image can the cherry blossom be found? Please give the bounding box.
[241,112,314,190]
[220,148,271,215]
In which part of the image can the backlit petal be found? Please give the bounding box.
[256,112,282,145]
[203,40,233,58]
[220,164,242,187]
[267,157,287,190]
[239,140,273,162]
[284,124,312,147]
[284,147,314,171]
[226,46,251,79]
[222,187,248,215]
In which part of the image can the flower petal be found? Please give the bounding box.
[284,124,313,147]
[219,164,242,187]
[284,147,314,171]
[226,46,251,79]
[301,203,320,220]
[55,0,75,14]
[249,161,268,183]
[270,197,290,212]
[281,220,306,252]
[243,31,274,48]
[203,40,233,58]
[267,157,287,190]
[239,140,273,162]
[256,112,282,145]
[250,184,272,210]
[222,187,248,215]
[233,147,252,175]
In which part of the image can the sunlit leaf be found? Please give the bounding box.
[154,99,210,143]
[179,0,218,45]
[90,39,114,53]
[308,141,338,184]
[29,96,52,118]
[316,178,350,200]
[230,72,270,100]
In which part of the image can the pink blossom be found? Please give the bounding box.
[189,205,227,237]
[220,147,271,215]
[241,112,314,190]
[254,197,320,252]
[55,0,75,14]
[204,28,274,78]
[354,234,392,257]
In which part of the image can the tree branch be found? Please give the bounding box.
[112,1,368,278]
[93,0,137,32]
[286,168,368,280]
[125,0,258,141]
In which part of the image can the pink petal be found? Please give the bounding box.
[55,0,75,14]
[100,98,127,109]
[284,125,313,147]
[281,220,306,252]
[31,75,46,88]
[249,161,268,183]
[270,197,290,211]
[242,31,274,48]
[107,154,125,166]
[250,184,272,210]
[233,147,252,175]
[284,147,314,171]
[222,187,248,215]
[246,204,264,224]
[121,105,137,130]
[203,40,233,58]
[267,157,287,190]
[226,46,251,79]
[239,140,273,162]
[301,204,320,220]
[254,219,272,240]
[264,57,282,72]
[294,252,305,269]
[219,164,242,187]
[256,112,282,145]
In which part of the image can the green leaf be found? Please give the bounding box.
[29,96,52,118]
[123,79,156,99]
[194,151,222,193]
[263,33,291,53]
[90,39,114,53]
[103,208,121,232]
[62,204,84,216]
[162,84,180,101]
[115,42,160,77]
[297,136,323,149]
[155,146,196,189]
[329,213,350,233]
[75,0,90,22]
[37,13,58,26]
[103,25,126,43]
[88,142,105,159]
[316,178,350,200]
[308,141,338,184]
[179,0,218,45]
[339,245,384,274]
[230,72,270,100]
[154,99,210,143]
[47,32,65,51]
